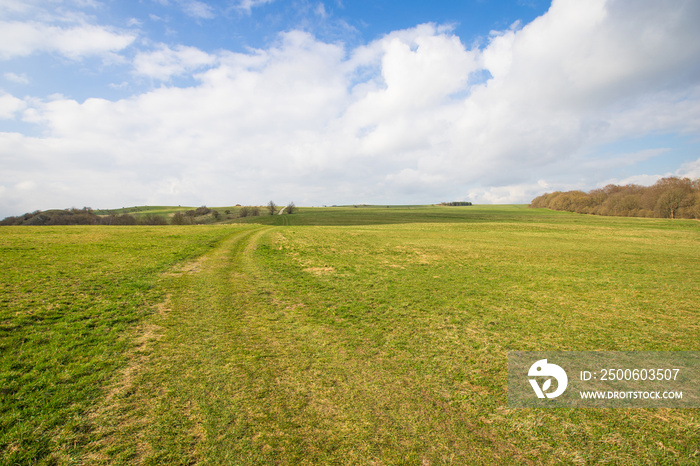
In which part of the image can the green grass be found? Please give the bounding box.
[93,206,191,216]
[1,206,699,464]
[232,203,700,227]
[232,204,539,226]
[0,225,252,464]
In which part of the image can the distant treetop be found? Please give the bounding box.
[530,177,700,219]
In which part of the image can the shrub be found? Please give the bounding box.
[116,214,137,225]
[171,212,191,225]
[141,214,168,225]
[194,206,211,216]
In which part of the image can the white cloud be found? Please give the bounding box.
[109,81,130,90]
[180,0,215,19]
[235,0,276,14]
[0,93,26,119]
[579,148,669,171]
[600,174,668,188]
[133,44,218,80]
[677,158,700,180]
[0,20,135,60]
[3,72,29,84]
[2,0,700,216]
[150,0,215,19]
[467,183,549,205]
[0,0,39,16]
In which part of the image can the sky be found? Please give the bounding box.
[1,0,700,216]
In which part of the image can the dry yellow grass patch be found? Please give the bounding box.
[303,266,335,275]
[164,256,208,276]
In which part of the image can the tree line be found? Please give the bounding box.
[0,207,170,226]
[530,177,700,219]
[440,201,473,206]
[1,201,298,226]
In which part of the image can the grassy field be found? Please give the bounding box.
[1,205,698,464]
[231,204,569,226]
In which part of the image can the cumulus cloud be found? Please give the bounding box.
[677,158,700,180]
[2,0,700,216]
[0,93,27,119]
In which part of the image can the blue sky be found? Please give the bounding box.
[3,0,552,101]
[1,0,699,216]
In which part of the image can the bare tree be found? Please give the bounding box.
[286,202,296,214]
[267,200,277,216]
[655,189,688,219]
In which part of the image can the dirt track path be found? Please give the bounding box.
[89,226,274,463]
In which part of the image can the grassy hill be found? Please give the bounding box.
[17,203,698,227]
[1,205,698,464]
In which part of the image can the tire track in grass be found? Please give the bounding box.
[243,229,535,465]
[145,225,364,464]
[90,224,527,465]
[223,230,526,464]
[98,225,332,464]
[86,227,266,464]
